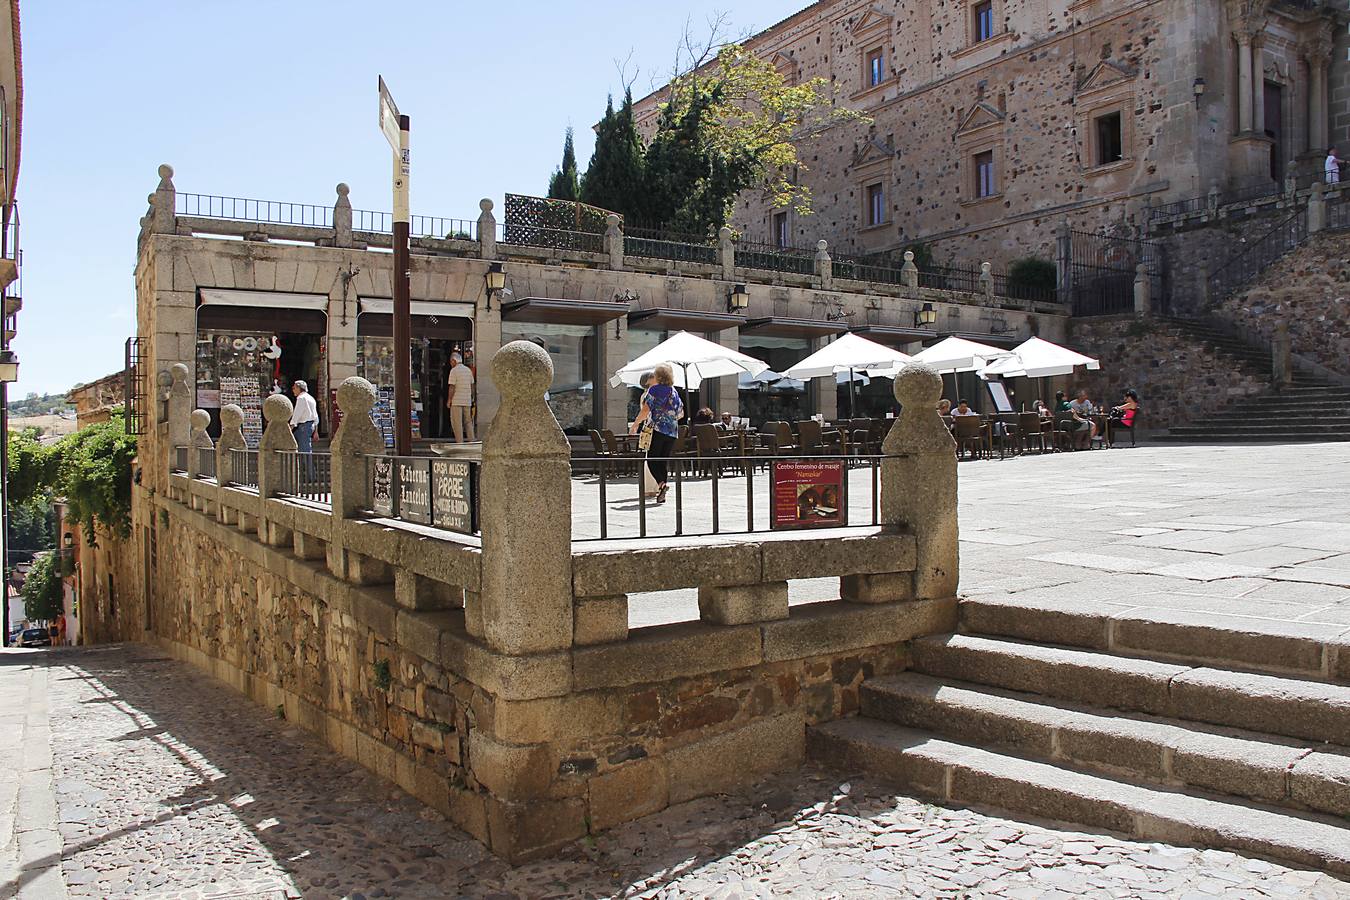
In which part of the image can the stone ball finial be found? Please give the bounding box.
[156,370,173,388]
[220,404,244,428]
[817,239,829,252]
[893,362,943,407]
[479,198,494,212]
[490,340,553,403]
[981,261,993,274]
[170,363,189,385]
[336,376,377,415]
[606,213,621,227]
[263,393,294,423]
[336,182,350,197]
[158,163,174,180]
[719,226,734,240]
[190,409,210,430]
[904,250,915,263]
[147,193,157,205]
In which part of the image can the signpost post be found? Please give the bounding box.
[379,77,413,456]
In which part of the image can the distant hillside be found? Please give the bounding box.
[7,392,74,417]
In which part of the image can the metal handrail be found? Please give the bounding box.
[197,447,216,481]
[176,193,334,228]
[172,446,188,473]
[734,239,816,276]
[227,448,259,489]
[1206,208,1306,304]
[274,450,332,504]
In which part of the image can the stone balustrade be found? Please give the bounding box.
[157,341,959,862]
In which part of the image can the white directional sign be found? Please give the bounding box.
[378,76,401,152]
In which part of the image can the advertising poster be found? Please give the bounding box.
[397,459,432,525]
[771,460,847,530]
[371,457,394,516]
[431,460,477,535]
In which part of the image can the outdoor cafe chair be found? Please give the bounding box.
[771,421,800,456]
[952,415,990,460]
[1017,413,1050,454]
[588,429,614,474]
[693,423,738,477]
[797,419,842,456]
[601,429,643,476]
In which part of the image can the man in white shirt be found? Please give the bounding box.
[289,380,319,478]
[445,352,475,442]
[1327,147,1341,185]
[951,398,979,417]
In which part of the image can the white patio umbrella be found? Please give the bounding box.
[783,333,913,417]
[911,336,1012,374]
[610,331,770,390]
[980,336,1101,379]
[738,369,782,389]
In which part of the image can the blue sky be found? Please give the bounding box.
[15,0,803,397]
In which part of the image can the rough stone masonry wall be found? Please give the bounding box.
[1069,316,1270,431]
[1213,231,1350,378]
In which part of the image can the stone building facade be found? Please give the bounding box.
[634,0,1348,270]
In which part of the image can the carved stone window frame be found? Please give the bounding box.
[955,103,1006,206]
[954,0,1013,59]
[1074,61,1138,176]
[847,8,894,101]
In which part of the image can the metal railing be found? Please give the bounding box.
[571,453,883,541]
[351,210,478,240]
[918,264,981,294]
[363,455,479,536]
[1327,193,1350,232]
[831,252,906,286]
[275,451,332,504]
[227,448,259,490]
[172,446,188,473]
[623,226,718,265]
[734,240,816,276]
[176,193,334,228]
[501,222,604,254]
[989,271,1057,304]
[1148,181,1285,222]
[1207,208,1307,304]
[197,447,216,480]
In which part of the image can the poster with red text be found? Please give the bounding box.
[771,460,847,530]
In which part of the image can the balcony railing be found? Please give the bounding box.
[176,193,334,228]
[227,448,259,490]
[275,450,332,504]
[172,446,188,473]
[197,447,216,480]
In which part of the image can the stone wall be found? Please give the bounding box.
[1069,315,1271,431]
[1213,230,1350,378]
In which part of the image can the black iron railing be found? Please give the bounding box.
[228,449,259,490]
[623,226,718,265]
[275,451,332,504]
[197,447,216,480]
[1327,193,1350,232]
[1206,209,1307,304]
[1068,230,1166,317]
[1148,181,1284,222]
[363,455,479,537]
[176,193,334,228]
[831,252,906,286]
[351,210,478,240]
[571,453,883,541]
[124,337,149,436]
[172,446,188,473]
[918,264,981,294]
[734,240,817,276]
[502,222,604,254]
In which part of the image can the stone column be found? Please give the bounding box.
[187,410,214,479]
[717,329,739,420]
[1308,181,1327,232]
[1055,220,1072,302]
[814,335,838,423]
[1251,35,1267,136]
[901,250,919,290]
[603,316,630,432]
[167,363,191,466]
[215,404,247,525]
[257,394,297,545]
[979,262,995,304]
[1303,37,1332,154]
[604,214,624,270]
[150,164,176,235]
[815,240,832,290]
[333,183,353,248]
[719,226,735,280]
[478,199,497,259]
[1272,321,1293,391]
[478,341,573,655]
[1133,264,1152,316]
[1236,32,1255,134]
[872,363,957,601]
[328,377,388,580]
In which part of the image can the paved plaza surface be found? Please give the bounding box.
[3,442,1349,898]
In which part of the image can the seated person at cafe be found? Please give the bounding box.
[1068,389,1099,441]
[1034,399,1051,419]
[1065,404,1093,449]
[692,407,716,425]
[952,398,979,417]
[936,399,952,416]
[1110,389,1140,429]
[719,412,735,430]
[1054,390,1071,412]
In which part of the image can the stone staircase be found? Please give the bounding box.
[1152,317,1350,443]
[809,598,1350,874]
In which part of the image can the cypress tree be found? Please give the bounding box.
[547,127,580,201]
[581,91,646,221]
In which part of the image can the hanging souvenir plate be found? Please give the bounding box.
[243,337,258,351]
[232,338,245,350]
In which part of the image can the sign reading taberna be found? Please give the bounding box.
[770,459,847,530]
[369,456,478,536]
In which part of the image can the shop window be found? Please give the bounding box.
[356,311,474,444]
[738,334,811,428]
[974,151,997,198]
[973,2,995,43]
[773,212,789,248]
[1095,111,1123,166]
[500,321,599,436]
[866,47,885,88]
[866,183,886,227]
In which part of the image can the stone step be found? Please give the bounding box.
[859,673,1350,819]
[956,596,1350,682]
[1153,432,1350,443]
[909,634,1350,744]
[808,718,1350,875]
[1168,424,1350,435]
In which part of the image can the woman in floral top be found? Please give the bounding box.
[630,363,684,503]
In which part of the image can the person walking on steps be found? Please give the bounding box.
[630,363,683,504]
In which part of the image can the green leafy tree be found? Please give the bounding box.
[547,127,581,201]
[8,498,54,557]
[1007,256,1058,299]
[21,552,63,622]
[580,91,646,220]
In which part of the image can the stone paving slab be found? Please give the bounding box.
[3,643,1347,898]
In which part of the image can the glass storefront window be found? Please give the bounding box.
[625,328,666,424]
[837,374,898,419]
[501,322,598,435]
[738,334,811,428]
[356,333,474,445]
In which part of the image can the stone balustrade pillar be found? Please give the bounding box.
[257,394,297,546]
[328,377,390,582]
[478,341,573,655]
[604,214,624,270]
[979,262,994,304]
[1272,322,1293,391]
[815,240,832,290]
[187,409,214,479]
[478,198,497,259]
[901,250,919,289]
[334,183,353,248]
[151,164,176,235]
[1207,184,1221,215]
[719,226,735,280]
[1055,220,1072,300]
[1308,181,1327,233]
[867,363,958,602]
[215,404,247,526]
[167,363,191,476]
[1235,32,1254,134]
[1133,264,1152,316]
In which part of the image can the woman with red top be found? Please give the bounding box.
[1110,389,1140,429]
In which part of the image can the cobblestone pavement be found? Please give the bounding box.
[3,644,1347,899]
